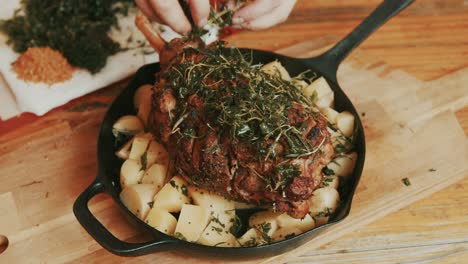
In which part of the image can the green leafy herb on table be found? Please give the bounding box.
[0,0,135,73]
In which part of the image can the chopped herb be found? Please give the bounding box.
[429,168,437,172]
[174,232,187,241]
[181,184,188,196]
[229,215,243,237]
[170,180,179,190]
[402,178,411,186]
[211,226,223,235]
[314,208,332,218]
[242,236,260,247]
[322,167,335,176]
[147,201,154,208]
[210,214,226,228]
[112,129,133,148]
[162,41,323,190]
[321,176,334,187]
[140,152,148,171]
[256,222,273,243]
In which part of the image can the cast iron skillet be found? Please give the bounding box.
[74,0,414,258]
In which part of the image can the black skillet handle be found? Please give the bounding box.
[305,0,414,82]
[73,179,177,256]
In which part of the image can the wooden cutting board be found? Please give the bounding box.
[0,39,467,263]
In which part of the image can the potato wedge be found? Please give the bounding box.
[320,175,340,189]
[115,137,134,160]
[261,60,291,81]
[198,211,239,247]
[336,111,355,137]
[327,152,357,178]
[129,133,152,161]
[120,159,144,189]
[153,176,190,212]
[174,204,210,242]
[120,184,158,219]
[144,207,177,235]
[303,77,334,109]
[276,213,315,232]
[309,187,340,217]
[141,163,168,190]
[272,226,303,242]
[321,107,339,125]
[238,228,265,247]
[249,211,280,237]
[146,140,168,166]
[112,115,144,135]
[188,186,235,212]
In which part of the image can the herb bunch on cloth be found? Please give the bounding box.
[0,0,135,73]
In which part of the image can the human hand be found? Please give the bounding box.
[231,0,297,30]
[135,0,210,34]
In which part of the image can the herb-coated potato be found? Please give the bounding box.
[248,211,280,237]
[153,176,190,212]
[336,111,355,137]
[321,175,340,189]
[112,115,144,135]
[327,127,353,153]
[272,226,303,242]
[146,140,168,166]
[309,187,340,217]
[327,152,357,178]
[120,184,158,220]
[321,107,339,125]
[174,204,210,242]
[237,228,264,247]
[144,207,177,235]
[141,163,167,190]
[261,60,291,81]
[133,84,153,110]
[120,159,144,189]
[313,216,330,227]
[303,77,334,109]
[115,137,133,160]
[276,213,315,232]
[188,186,235,212]
[292,79,308,89]
[197,211,239,247]
[129,133,152,160]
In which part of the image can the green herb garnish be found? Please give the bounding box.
[140,152,148,171]
[0,0,135,73]
[170,180,179,190]
[163,42,322,189]
[322,167,335,176]
[402,178,411,186]
[174,232,187,241]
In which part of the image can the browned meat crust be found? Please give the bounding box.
[148,39,334,218]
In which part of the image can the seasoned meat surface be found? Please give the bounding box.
[148,39,334,218]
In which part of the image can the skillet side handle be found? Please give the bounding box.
[306,0,414,82]
[73,179,176,256]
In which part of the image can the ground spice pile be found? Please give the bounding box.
[12,47,74,85]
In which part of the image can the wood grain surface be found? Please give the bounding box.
[0,0,467,263]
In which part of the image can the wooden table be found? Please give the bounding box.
[1,0,467,263]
